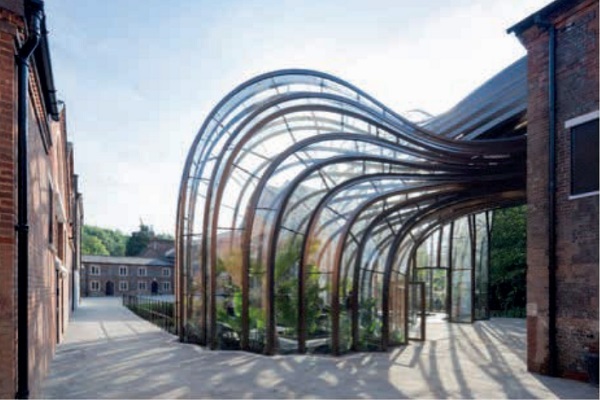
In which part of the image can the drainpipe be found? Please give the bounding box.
[534,15,558,377]
[16,3,44,398]
[546,21,558,379]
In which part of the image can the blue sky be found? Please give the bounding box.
[44,0,551,235]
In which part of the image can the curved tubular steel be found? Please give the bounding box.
[176,64,528,354]
[379,187,524,348]
[242,135,493,352]
[347,185,477,349]
[206,100,495,349]
[327,171,522,352]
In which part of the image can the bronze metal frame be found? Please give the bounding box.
[175,64,527,355]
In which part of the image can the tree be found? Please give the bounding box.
[489,205,527,314]
[82,225,128,256]
[126,223,154,256]
[82,235,109,256]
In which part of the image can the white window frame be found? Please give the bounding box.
[119,281,129,291]
[90,265,100,276]
[138,281,147,291]
[119,266,128,276]
[138,267,147,277]
[162,268,171,277]
[90,280,100,291]
[566,110,600,200]
[162,281,171,291]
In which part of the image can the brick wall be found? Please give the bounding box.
[519,0,599,378]
[0,2,79,397]
[0,7,19,398]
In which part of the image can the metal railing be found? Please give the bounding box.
[123,294,177,334]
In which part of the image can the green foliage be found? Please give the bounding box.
[217,289,243,333]
[82,225,127,256]
[126,223,154,256]
[273,239,325,337]
[83,223,172,257]
[82,235,109,256]
[359,297,381,348]
[490,206,527,314]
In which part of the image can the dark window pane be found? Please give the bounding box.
[571,118,599,195]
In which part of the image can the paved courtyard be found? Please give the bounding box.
[40,297,598,399]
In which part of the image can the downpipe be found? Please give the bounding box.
[534,15,558,377]
[15,3,43,399]
[546,22,558,378]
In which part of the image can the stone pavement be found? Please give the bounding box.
[40,297,599,399]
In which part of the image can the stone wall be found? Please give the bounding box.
[81,259,175,298]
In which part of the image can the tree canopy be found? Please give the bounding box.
[125,223,155,256]
[82,224,172,257]
[82,225,127,256]
[489,205,527,315]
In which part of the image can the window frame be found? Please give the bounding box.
[119,281,129,291]
[119,266,128,277]
[90,265,100,276]
[162,281,171,291]
[48,183,54,245]
[138,281,147,291]
[138,267,147,277]
[90,280,100,291]
[567,110,599,200]
[162,268,171,277]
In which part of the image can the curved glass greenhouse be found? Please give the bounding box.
[175,58,527,355]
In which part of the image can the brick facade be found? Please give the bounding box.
[0,1,82,397]
[0,7,20,397]
[512,0,599,379]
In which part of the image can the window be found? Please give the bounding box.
[138,267,147,277]
[90,265,100,276]
[119,266,128,276]
[138,281,147,291]
[119,281,128,291]
[90,281,100,291]
[57,222,64,261]
[48,184,53,244]
[162,268,171,277]
[568,112,599,197]
[162,282,171,292]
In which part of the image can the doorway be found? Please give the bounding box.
[105,281,114,296]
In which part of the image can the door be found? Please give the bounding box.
[151,281,159,295]
[105,281,114,296]
[408,282,425,341]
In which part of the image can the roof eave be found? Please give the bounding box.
[507,0,577,35]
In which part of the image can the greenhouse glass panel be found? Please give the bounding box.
[176,63,527,354]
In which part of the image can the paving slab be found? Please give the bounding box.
[40,297,599,399]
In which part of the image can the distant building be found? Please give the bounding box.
[139,237,175,261]
[81,255,174,297]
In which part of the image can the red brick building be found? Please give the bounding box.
[509,0,599,379]
[0,0,82,397]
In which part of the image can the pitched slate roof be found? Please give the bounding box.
[82,255,173,267]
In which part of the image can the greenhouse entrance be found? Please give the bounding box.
[175,62,526,355]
